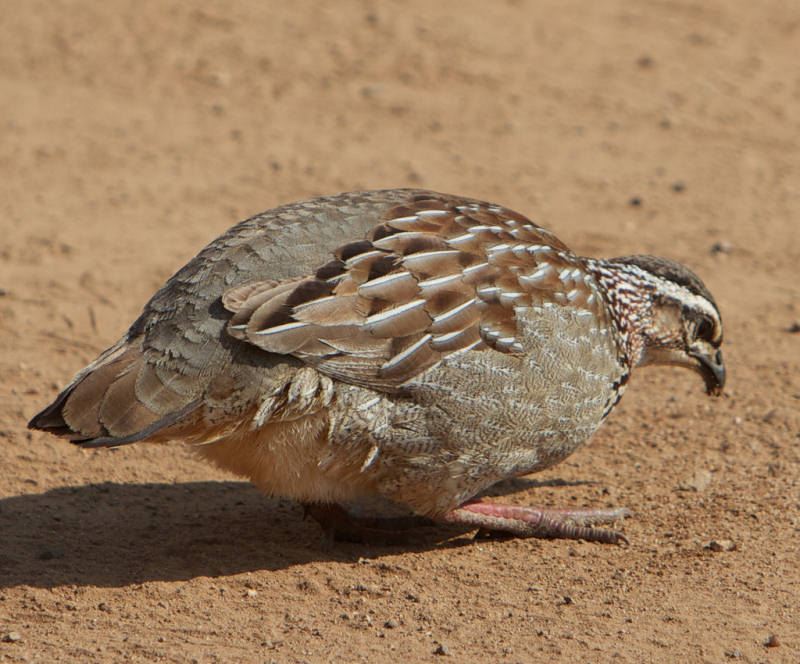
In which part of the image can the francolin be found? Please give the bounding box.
[30,190,725,544]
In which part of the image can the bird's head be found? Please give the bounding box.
[591,255,725,395]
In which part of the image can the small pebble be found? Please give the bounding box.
[434,643,450,656]
[704,539,737,552]
[787,321,800,334]
[629,196,642,207]
[724,649,742,658]
[681,469,712,492]
[762,410,777,424]
[637,55,655,68]
[710,241,733,255]
[671,181,686,192]
[246,589,258,598]
[763,634,780,648]
[2,632,21,643]
[384,619,399,629]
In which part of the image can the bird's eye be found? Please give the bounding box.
[696,316,716,342]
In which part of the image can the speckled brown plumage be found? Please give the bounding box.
[29,189,726,544]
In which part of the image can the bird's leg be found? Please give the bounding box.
[304,503,436,544]
[440,500,631,544]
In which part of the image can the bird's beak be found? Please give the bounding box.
[690,346,725,396]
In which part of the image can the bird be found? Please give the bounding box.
[29,189,725,545]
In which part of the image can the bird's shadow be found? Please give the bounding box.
[0,477,593,589]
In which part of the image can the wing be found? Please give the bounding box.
[223,193,608,392]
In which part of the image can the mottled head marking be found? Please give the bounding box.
[611,255,719,315]
[588,254,725,396]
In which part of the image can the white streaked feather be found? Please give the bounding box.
[253,321,309,337]
[518,263,555,287]
[447,232,477,247]
[357,270,417,295]
[364,298,427,325]
[344,249,385,268]
[380,334,432,373]
[499,291,526,306]
[467,224,504,234]
[418,273,463,290]
[461,262,490,278]
[357,396,382,411]
[360,444,381,472]
[431,297,477,325]
[442,337,484,358]
[402,249,461,266]
[371,231,428,250]
[387,215,419,227]
[416,209,450,219]
[476,285,501,299]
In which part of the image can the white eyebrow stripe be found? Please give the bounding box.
[656,280,721,323]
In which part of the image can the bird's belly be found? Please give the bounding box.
[195,412,373,504]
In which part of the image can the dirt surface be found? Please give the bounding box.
[1,1,799,662]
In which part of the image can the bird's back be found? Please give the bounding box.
[29,189,436,446]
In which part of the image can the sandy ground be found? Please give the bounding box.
[1,1,799,662]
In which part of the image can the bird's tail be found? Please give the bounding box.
[28,336,201,448]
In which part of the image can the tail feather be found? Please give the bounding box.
[62,350,140,438]
[96,360,161,437]
[28,336,201,448]
[77,399,203,448]
[28,337,131,440]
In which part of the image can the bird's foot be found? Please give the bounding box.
[441,500,631,545]
[304,503,436,545]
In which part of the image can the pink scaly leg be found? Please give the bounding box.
[441,500,631,545]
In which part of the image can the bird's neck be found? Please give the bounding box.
[585,259,655,370]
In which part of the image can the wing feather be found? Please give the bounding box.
[224,196,605,391]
